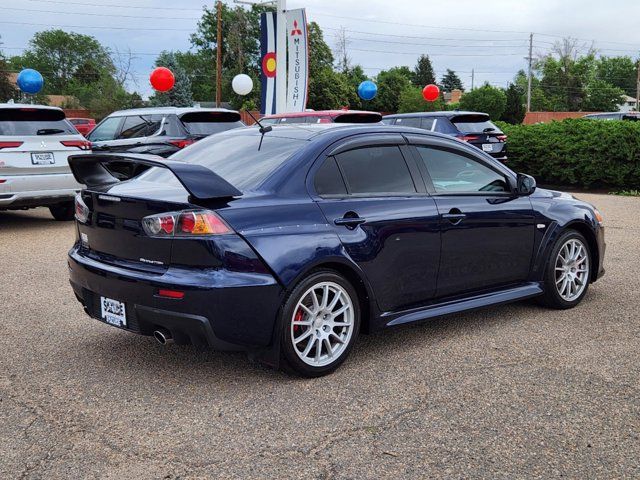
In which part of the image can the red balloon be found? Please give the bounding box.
[150,67,175,92]
[422,84,440,102]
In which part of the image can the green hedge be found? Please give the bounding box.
[495,119,640,189]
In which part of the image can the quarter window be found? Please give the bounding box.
[335,146,416,195]
[314,157,347,196]
[416,146,509,193]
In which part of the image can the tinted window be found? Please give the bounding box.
[433,118,456,134]
[140,132,306,191]
[280,116,309,124]
[416,146,508,193]
[381,118,394,125]
[88,117,122,141]
[336,146,416,195]
[70,119,88,125]
[0,108,76,136]
[421,118,435,130]
[395,117,421,128]
[183,120,244,136]
[451,117,501,134]
[118,115,162,139]
[314,157,347,196]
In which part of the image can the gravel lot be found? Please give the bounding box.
[1,193,638,479]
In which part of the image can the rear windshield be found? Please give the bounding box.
[140,132,306,191]
[451,116,501,134]
[179,111,244,136]
[333,113,382,123]
[0,108,76,136]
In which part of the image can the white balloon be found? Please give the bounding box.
[232,74,253,96]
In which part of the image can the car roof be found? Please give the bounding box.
[0,103,64,112]
[384,111,489,119]
[107,106,240,117]
[263,110,379,119]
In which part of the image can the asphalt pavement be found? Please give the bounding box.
[1,193,638,479]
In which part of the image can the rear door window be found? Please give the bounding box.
[394,117,421,128]
[118,115,163,139]
[88,117,122,141]
[335,146,416,195]
[421,118,435,130]
[0,108,76,136]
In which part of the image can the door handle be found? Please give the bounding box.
[442,208,466,225]
[334,215,366,229]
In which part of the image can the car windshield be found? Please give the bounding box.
[0,108,76,136]
[139,131,307,191]
[452,116,501,134]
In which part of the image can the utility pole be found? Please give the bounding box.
[636,59,639,111]
[526,32,533,112]
[275,0,287,113]
[216,0,222,107]
[471,69,474,91]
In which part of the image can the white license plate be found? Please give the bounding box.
[31,152,55,165]
[100,296,127,327]
[482,144,494,152]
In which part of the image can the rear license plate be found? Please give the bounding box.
[482,144,494,152]
[100,296,127,327]
[31,152,55,165]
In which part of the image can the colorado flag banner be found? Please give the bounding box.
[285,8,309,112]
[260,12,277,115]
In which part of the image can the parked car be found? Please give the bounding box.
[67,124,605,377]
[87,107,244,178]
[261,110,382,125]
[0,104,88,220]
[383,111,507,161]
[583,112,640,121]
[68,117,96,136]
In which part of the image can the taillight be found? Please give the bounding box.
[496,135,507,142]
[75,193,90,223]
[457,135,480,142]
[169,139,195,149]
[0,141,23,149]
[142,210,231,237]
[61,140,91,150]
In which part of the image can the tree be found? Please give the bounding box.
[459,83,506,120]
[412,55,435,87]
[149,52,194,107]
[595,56,638,97]
[371,67,413,112]
[582,79,625,111]
[11,30,114,95]
[501,83,526,124]
[441,69,464,92]
[398,87,444,113]
[334,26,351,73]
[0,49,16,102]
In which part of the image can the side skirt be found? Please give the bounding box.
[383,282,543,327]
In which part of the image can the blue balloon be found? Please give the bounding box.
[17,69,44,94]
[358,80,377,101]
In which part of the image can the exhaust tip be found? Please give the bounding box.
[153,328,173,345]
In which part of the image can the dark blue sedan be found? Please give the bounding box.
[67,124,605,377]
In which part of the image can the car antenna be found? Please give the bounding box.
[245,110,272,151]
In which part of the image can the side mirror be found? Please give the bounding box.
[516,173,536,196]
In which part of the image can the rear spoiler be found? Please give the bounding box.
[68,153,242,201]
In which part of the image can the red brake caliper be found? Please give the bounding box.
[293,308,304,333]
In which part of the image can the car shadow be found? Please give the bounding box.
[0,209,66,230]
[78,300,538,384]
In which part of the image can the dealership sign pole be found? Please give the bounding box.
[259,1,308,114]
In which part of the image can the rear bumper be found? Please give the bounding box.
[0,173,80,208]
[68,244,284,350]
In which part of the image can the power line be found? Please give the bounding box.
[26,0,204,12]
[0,20,194,32]
[3,6,200,21]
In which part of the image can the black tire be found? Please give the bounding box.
[538,230,591,309]
[279,270,360,377]
[49,201,75,221]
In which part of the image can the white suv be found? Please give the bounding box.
[0,104,88,220]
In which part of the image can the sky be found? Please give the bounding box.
[1,0,640,99]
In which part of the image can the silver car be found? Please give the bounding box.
[0,104,87,220]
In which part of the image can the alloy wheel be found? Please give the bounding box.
[554,238,590,302]
[290,281,355,367]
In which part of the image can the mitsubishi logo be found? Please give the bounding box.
[290,20,302,36]
[40,140,47,148]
